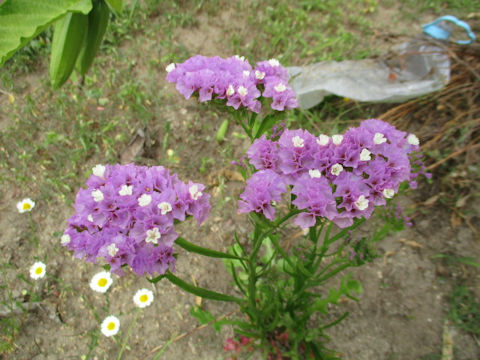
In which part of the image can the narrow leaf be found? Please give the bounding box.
[165,272,243,304]
[175,237,244,260]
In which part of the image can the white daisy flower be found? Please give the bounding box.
[138,194,152,207]
[189,185,203,200]
[118,184,133,196]
[309,169,322,178]
[373,132,387,145]
[16,198,35,213]
[133,288,154,308]
[165,63,176,73]
[292,136,304,148]
[355,195,369,210]
[407,134,420,146]
[316,134,329,146]
[360,148,372,161]
[330,163,344,176]
[145,228,161,245]
[60,234,71,245]
[383,188,395,199]
[90,271,113,293]
[157,201,172,215]
[92,189,104,202]
[332,134,343,145]
[101,315,120,337]
[29,262,46,280]
[92,164,106,178]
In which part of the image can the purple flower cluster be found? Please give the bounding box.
[61,164,210,276]
[165,55,298,113]
[239,119,423,228]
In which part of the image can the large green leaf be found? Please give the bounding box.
[0,0,92,66]
[105,0,122,13]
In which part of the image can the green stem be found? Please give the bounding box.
[117,308,141,360]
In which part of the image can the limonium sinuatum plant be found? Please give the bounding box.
[61,163,210,276]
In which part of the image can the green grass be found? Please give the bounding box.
[449,284,480,339]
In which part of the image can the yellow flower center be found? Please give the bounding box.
[107,322,116,331]
[35,267,43,275]
[23,203,31,210]
[98,278,108,287]
[139,294,148,303]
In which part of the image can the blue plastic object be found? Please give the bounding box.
[422,15,476,45]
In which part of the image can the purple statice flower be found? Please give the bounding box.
[277,129,317,181]
[238,119,424,228]
[246,135,279,171]
[166,55,298,113]
[166,55,261,113]
[291,174,337,228]
[61,164,211,277]
[261,77,299,111]
[238,170,286,221]
[253,59,289,82]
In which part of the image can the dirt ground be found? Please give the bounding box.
[1,2,479,360]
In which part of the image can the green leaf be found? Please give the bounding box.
[175,237,244,260]
[0,0,93,66]
[105,0,122,13]
[164,272,243,304]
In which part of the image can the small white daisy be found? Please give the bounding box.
[255,70,265,80]
[90,271,113,293]
[332,134,343,145]
[330,163,344,176]
[309,169,322,178]
[355,195,369,211]
[138,194,152,207]
[189,185,203,200]
[29,262,46,280]
[360,148,372,161]
[274,83,286,93]
[101,315,120,337]
[118,184,133,196]
[165,63,176,73]
[316,134,330,146]
[292,136,305,148]
[237,86,248,97]
[157,201,172,215]
[145,228,161,244]
[16,198,35,213]
[92,164,106,178]
[133,288,154,308]
[373,132,387,145]
[60,234,71,245]
[407,134,420,146]
[383,188,395,199]
[92,189,104,202]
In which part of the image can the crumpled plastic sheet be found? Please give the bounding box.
[288,38,451,109]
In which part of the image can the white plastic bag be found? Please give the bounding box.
[288,38,450,109]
